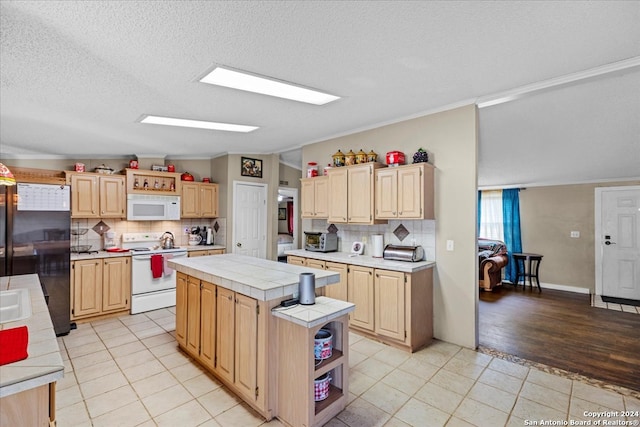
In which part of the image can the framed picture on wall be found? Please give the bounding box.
[278,208,287,220]
[241,157,262,178]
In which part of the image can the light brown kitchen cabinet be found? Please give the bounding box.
[328,163,386,224]
[181,182,219,218]
[234,293,258,402]
[215,287,235,384]
[188,249,225,257]
[375,163,434,219]
[199,281,216,370]
[0,383,55,427]
[102,257,131,313]
[300,176,329,218]
[177,273,216,370]
[186,275,201,357]
[125,168,181,195]
[285,254,434,352]
[374,269,405,341]
[66,172,126,218]
[286,255,306,266]
[175,272,188,348]
[305,258,326,271]
[71,259,102,319]
[71,256,130,320]
[325,261,348,301]
[347,265,375,331]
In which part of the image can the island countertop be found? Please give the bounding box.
[0,274,64,398]
[168,254,340,301]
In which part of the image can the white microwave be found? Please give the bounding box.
[127,194,181,221]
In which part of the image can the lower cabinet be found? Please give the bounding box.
[285,255,434,352]
[71,257,130,320]
[188,249,225,257]
[176,272,263,415]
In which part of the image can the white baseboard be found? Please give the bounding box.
[504,280,591,294]
[539,282,591,294]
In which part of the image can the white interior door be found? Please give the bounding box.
[595,186,640,300]
[233,181,267,258]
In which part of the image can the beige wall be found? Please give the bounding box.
[519,180,640,292]
[303,104,479,348]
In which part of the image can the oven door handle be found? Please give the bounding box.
[132,252,188,261]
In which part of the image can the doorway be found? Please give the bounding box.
[595,185,640,300]
[277,187,298,262]
[232,181,267,258]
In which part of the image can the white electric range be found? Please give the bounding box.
[121,232,188,314]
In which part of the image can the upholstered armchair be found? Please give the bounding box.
[478,239,509,291]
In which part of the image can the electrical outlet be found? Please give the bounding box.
[570,231,580,238]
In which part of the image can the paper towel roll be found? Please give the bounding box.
[371,234,384,258]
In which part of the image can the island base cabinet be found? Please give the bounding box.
[176,274,272,420]
[277,315,349,427]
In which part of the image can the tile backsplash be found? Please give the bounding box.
[71,218,227,250]
[305,219,436,261]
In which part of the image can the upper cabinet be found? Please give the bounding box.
[181,182,219,218]
[328,163,386,224]
[375,163,434,220]
[125,168,181,195]
[65,172,126,218]
[300,176,329,218]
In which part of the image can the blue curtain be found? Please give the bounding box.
[502,189,522,282]
[477,191,482,237]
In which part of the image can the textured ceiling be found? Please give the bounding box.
[1,1,639,186]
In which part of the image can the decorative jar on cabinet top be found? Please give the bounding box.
[332,150,345,167]
[345,150,356,166]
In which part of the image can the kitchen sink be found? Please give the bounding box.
[0,288,32,324]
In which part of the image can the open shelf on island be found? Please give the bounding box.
[315,384,343,415]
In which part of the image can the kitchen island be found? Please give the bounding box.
[0,274,64,426]
[168,254,353,426]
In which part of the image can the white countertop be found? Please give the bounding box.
[284,249,436,273]
[0,274,64,398]
[168,254,340,301]
[71,244,226,261]
[270,296,355,328]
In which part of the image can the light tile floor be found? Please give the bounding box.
[56,308,640,427]
[591,294,640,314]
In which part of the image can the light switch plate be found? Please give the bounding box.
[446,240,454,251]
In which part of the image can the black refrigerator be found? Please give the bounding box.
[0,183,71,336]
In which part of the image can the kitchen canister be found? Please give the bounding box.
[314,373,332,401]
[299,272,316,305]
[314,329,333,360]
[371,234,384,258]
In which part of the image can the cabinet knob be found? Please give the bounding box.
[236,242,242,247]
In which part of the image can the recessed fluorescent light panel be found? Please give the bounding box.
[140,115,258,133]
[200,67,340,105]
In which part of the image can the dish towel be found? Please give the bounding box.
[0,325,29,366]
[151,254,164,278]
[163,254,174,275]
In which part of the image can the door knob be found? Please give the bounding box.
[604,241,616,245]
[236,242,242,247]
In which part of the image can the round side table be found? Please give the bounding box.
[513,253,543,292]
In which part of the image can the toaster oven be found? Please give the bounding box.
[304,232,338,252]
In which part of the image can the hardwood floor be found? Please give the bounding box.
[479,284,640,392]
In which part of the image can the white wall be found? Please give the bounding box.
[302,105,478,348]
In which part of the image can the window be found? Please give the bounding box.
[479,190,504,241]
